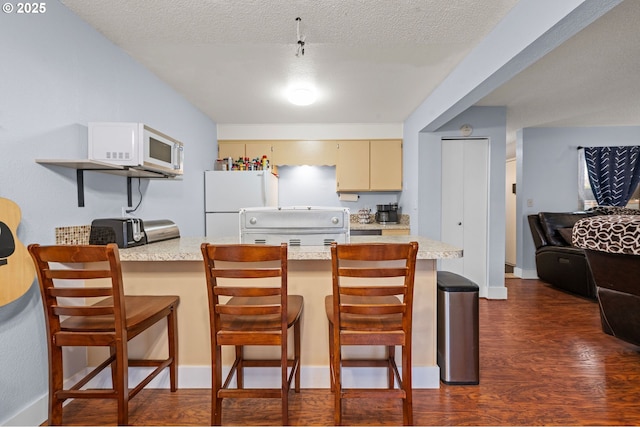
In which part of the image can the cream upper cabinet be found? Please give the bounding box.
[218,141,246,160]
[336,140,370,192]
[245,142,274,161]
[272,140,337,166]
[218,140,276,162]
[218,140,334,166]
[219,139,402,191]
[370,139,402,191]
[336,139,402,192]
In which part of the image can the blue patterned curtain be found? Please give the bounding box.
[584,146,640,206]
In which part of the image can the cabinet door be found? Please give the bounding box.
[336,140,369,192]
[370,139,402,191]
[273,140,337,166]
[218,141,245,160]
[268,141,288,166]
[245,142,273,161]
[381,229,409,236]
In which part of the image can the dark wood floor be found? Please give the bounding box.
[58,278,640,426]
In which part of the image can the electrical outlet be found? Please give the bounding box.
[527,199,534,207]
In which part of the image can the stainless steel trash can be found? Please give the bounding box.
[437,271,479,385]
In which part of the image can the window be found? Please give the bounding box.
[579,150,640,209]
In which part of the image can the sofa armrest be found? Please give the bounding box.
[528,214,547,249]
[538,211,595,247]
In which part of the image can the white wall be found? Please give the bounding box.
[516,126,640,278]
[277,166,399,212]
[217,123,402,140]
[0,3,216,424]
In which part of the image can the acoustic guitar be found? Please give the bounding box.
[0,197,35,306]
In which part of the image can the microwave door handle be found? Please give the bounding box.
[174,144,183,169]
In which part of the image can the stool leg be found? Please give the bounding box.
[387,345,395,388]
[281,335,289,425]
[115,342,129,426]
[212,344,222,426]
[294,319,301,392]
[49,344,64,425]
[328,322,334,392]
[235,346,244,388]
[402,344,413,426]
[109,344,118,393]
[332,339,342,425]
[168,306,178,391]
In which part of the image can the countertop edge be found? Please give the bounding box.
[118,236,462,262]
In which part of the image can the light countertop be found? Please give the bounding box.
[118,235,461,262]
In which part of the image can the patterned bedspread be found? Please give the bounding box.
[573,214,640,255]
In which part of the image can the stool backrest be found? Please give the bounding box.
[28,243,125,342]
[200,243,288,343]
[330,241,418,342]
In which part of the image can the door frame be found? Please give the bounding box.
[439,137,490,297]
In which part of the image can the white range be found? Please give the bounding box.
[239,206,350,246]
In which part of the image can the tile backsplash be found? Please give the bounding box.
[55,225,91,245]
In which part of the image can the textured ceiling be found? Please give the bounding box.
[60,0,640,146]
[60,0,518,124]
[477,0,640,145]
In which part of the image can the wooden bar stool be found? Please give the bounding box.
[201,243,303,425]
[325,241,418,425]
[28,243,179,426]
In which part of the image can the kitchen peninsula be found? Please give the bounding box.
[114,235,461,388]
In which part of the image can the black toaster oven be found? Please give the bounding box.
[89,218,147,248]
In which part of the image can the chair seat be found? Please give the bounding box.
[325,295,403,331]
[61,295,179,333]
[221,295,303,331]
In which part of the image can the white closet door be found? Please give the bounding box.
[441,140,465,273]
[440,139,489,290]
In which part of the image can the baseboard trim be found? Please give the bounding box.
[515,267,539,279]
[3,394,48,426]
[486,286,508,300]
[88,365,442,389]
[11,365,441,425]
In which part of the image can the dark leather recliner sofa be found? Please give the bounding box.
[573,214,640,346]
[528,211,597,299]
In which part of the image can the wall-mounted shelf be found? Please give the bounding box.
[36,159,169,207]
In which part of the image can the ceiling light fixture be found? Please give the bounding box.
[295,17,305,57]
[288,86,317,106]
[287,17,315,105]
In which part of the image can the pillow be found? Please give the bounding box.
[587,206,640,216]
[557,227,574,246]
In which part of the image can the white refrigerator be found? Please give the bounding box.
[205,170,279,237]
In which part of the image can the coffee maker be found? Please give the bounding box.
[375,203,399,224]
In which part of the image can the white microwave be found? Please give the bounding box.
[88,122,184,176]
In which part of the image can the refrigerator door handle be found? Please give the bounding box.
[260,171,267,206]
